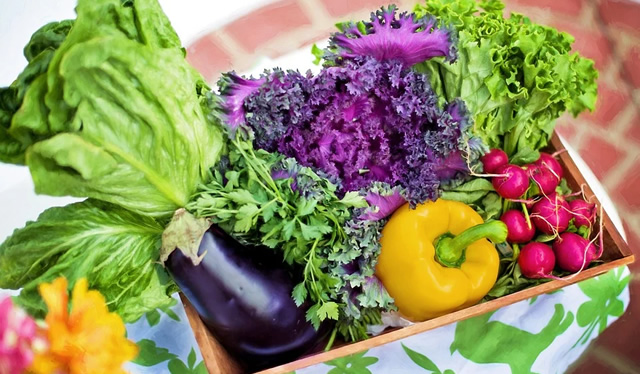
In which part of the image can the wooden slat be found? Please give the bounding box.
[549,134,634,258]
[180,294,244,374]
[186,132,635,374]
[258,257,633,374]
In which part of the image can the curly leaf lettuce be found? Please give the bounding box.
[415,0,598,156]
[2,0,223,217]
[0,200,177,322]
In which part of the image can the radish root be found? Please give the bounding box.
[462,136,509,178]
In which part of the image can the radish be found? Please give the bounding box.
[500,210,536,243]
[530,193,571,235]
[527,164,559,196]
[481,149,509,174]
[492,164,529,199]
[552,232,598,273]
[534,152,563,181]
[568,199,596,228]
[518,242,556,279]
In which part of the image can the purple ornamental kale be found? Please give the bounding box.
[243,69,314,151]
[216,5,477,205]
[279,56,472,203]
[326,5,457,67]
[360,186,406,221]
[217,72,265,131]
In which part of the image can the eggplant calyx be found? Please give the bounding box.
[160,208,211,266]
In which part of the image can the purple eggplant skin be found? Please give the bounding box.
[166,225,327,371]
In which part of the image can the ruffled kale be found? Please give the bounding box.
[360,182,406,221]
[217,72,265,131]
[331,214,393,341]
[219,56,478,205]
[325,5,457,67]
[243,69,314,151]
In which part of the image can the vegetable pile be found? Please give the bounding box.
[0,0,603,370]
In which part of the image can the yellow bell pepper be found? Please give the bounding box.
[375,199,506,321]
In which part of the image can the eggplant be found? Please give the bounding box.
[166,224,326,371]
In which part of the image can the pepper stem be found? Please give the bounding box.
[435,220,508,268]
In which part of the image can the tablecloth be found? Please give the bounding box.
[70,265,626,374]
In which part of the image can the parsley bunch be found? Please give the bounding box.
[188,134,393,340]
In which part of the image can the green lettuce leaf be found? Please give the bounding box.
[3,0,223,217]
[415,0,598,156]
[26,36,221,217]
[0,20,73,164]
[0,199,177,322]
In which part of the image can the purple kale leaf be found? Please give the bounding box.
[215,6,482,206]
[326,5,457,67]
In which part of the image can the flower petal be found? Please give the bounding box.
[39,277,68,323]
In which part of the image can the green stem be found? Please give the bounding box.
[325,327,338,351]
[435,220,508,268]
[521,202,533,230]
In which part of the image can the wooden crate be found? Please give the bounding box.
[182,133,635,374]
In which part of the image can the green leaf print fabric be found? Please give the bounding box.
[297,266,631,374]
[1,268,628,373]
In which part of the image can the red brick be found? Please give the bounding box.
[512,0,584,16]
[555,118,579,145]
[624,113,640,144]
[622,46,640,89]
[622,220,640,262]
[224,0,310,53]
[551,22,612,69]
[323,0,389,17]
[297,28,333,49]
[598,0,640,35]
[613,162,640,209]
[578,136,627,180]
[186,35,232,82]
[580,83,630,126]
[567,352,621,374]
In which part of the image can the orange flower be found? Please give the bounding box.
[29,277,138,374]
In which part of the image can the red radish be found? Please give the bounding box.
[568,199,596,228]
[500,210,536,243]
[530,193,571,235]
[492,164,529,199]
[552,232,598,273]
[527,164,559,195]
[518,242,556,279]
[481,149,509,174]
[534,152,563,181]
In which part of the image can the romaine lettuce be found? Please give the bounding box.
[0,199,177,322]
[0,0,225,321]
[2,0,223,217]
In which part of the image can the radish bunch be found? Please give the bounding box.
[481,149,602,279]
[482,150,564,201]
